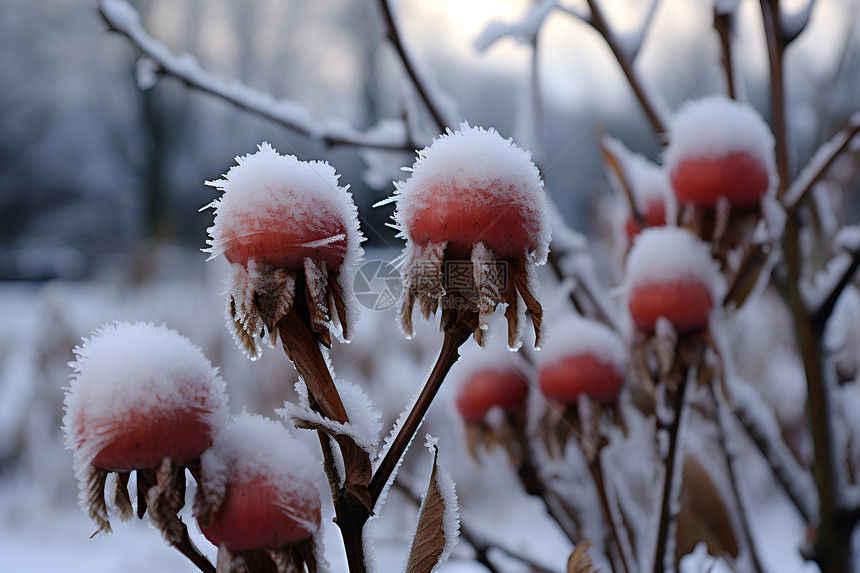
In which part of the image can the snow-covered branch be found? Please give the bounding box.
[473,0,555,51]
[97,0,416,152]
[785,111,860,214]
[781,0,817,45]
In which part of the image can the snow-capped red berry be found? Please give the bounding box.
[455,368,529,421]
[663,96,776,209]
[196,413,321,552]
[204,142,362,272]
[537,317,626,404]
[625,227,722,332]
[625,200,666,238]
[204,143,365,357]
[385,123,551,348]
[63,322,229,473]
[393,124,550,261]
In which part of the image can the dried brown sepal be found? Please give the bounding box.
[461,416,522,466]
[145,457,186,544]
[303,258,332,348]
[538,401,577,459]
[266,540,320,573]
[84,464,111,534]
[654,317,678,379]
[113,471,134,523]
[472,242,503,335]
[512,254,543,348]
[713,196,732,244]
[216,545,244,573]
[327,271,350,341]
[567,541,600,573]
[577,396,601,465]
[400,241,447,336]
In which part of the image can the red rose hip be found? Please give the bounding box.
[196,413,322,553]
[625,227,721,333]
[455,367,529,421]
[63,322,229,473]
[538,317,627,404]
[663,95,775,209]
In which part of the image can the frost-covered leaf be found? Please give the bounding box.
[404,436,459,573]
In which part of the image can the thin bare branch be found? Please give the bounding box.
[726,381,817,524]
[565,0,669,135]
[714,7,739,100]
[369,314,476,504]
[376,0,456,132]
[760,0,791,196]
[785,112,860,214]
[709,384,766,573]
[98,0,416,152]
[813,247,860,328]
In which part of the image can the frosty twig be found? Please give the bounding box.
[97,0,417,152]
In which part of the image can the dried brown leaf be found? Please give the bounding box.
[675,453,739,564]
[405,443,457,573]
[567,541,599,573]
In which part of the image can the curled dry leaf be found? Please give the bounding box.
[405,439,459,573]
[567,541,600,573]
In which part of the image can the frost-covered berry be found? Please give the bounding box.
[625,227,722,333]
[63,322,229,533]
[386,123,550,348]
[455,367,529,422]
[663,96,776,209]
[204,142,364,357]
[538,317,626,404]
[196,414,322,567]
[625,199,667,239]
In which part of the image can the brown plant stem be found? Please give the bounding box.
[708,384,766,573]
[276,297,371,573]
[376,0,451,132]
[727,389,815,523]
[760,0,790,198]
[651,368,692,573]
[369,307,477,503]
[583,0,668,135]
[714,8,737,100]
[511,412,583,544]
[762,0,857,567]
[588,455,633,573]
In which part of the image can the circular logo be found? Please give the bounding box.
[353,260,402,311]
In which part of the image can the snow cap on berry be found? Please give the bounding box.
[663,95,777,206]
[204,142,363,272]
[63,321,229,531]
[625,227,722,296]
[383,123,551,349]
[64,321,228,461]
[196,413,323,550]
[538,315,627,372]
[391,122,550,263]
[203,143,365,357]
